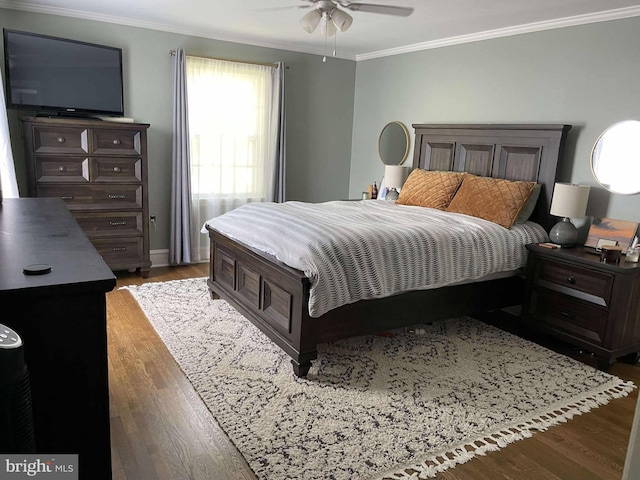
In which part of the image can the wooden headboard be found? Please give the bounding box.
[411,124,571,232]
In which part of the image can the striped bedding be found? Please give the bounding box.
[203,200,548,318]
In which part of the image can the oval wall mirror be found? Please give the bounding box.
[378,121,410,165]
[591,120,640,195]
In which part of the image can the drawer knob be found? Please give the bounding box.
[566,276,576,285]
[112,139,121,145]
[560,311,576,319]
[58,166,67,173]
[57,136,65,143]
[60,196,74,200]
[113,166,122,173]
[112,247,127,252]
[109,221,127,226]
[108,194,125,200]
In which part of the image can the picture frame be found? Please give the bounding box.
[585,217,639,252]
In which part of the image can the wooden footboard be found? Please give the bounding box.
[207,227,317,376]
[207,226,526,377]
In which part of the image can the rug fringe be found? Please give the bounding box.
[376,380,635,479]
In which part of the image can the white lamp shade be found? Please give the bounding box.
[331,9,353,32]
[384,165,410,190]
[300,9,322,33]
[550,183,591,218]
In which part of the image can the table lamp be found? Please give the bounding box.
[549,183,591,247]
[384,165,409,201]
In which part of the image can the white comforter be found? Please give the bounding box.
[203,200,548,317]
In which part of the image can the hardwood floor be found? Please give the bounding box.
[107,265,639,480]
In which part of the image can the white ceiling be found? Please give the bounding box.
[3,0,640,60]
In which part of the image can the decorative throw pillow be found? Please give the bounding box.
[446,175,536,228]
[515,183,542,224]
[397,170,466,210]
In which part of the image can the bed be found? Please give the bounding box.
[205,123,571,376]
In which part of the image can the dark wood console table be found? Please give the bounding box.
[0,198,116,479]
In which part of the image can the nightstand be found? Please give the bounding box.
[522,243,640,369]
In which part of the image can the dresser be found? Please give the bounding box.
[21,116,151,277]
[522,243,640,369]
[0,198,116,479]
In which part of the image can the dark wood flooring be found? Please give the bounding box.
[108,265,639,480]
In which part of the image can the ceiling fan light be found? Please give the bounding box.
[300,9,322,34]
[331,9,353,32]
[320,16,337,37]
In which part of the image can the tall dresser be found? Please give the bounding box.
[21,116,151,277]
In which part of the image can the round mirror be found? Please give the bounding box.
[378,121,410,165]
[591,120,640,195]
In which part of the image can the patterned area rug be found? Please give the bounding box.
[124,277,634,480]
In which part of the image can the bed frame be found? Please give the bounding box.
[206,124,571,376]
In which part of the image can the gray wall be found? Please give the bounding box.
[4,9,640,251]
[1,8,356,251]
[350,17,640,227]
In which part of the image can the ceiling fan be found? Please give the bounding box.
[296,1,414,37]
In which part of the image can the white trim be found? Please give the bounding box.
[150,249,169,268]
[1,2,639,61]
[356,6,640,61]
[0,0,355,60]
[149,249,209,268]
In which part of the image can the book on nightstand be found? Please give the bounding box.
[538,242,562,249]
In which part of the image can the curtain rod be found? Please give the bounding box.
[169,50,288,69]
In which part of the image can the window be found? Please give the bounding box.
[186,56,275,202]
[184,55,281,261]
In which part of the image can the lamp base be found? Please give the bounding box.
[385,188,399,201]
[549,217,578,247]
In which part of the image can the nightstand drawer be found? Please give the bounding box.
[536,258,614,306]
[530,288,608,344]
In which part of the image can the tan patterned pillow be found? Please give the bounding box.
[397,170,467,209]
[446,175,536,228]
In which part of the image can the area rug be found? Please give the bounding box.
[124,277,634,480]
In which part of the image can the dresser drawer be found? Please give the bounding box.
[35,157,89,183]
[92,237,144,263]
[91,157,142,183]
[530,288,608,344]
[33,126,89,154]
[74,211,143,238]
[92,128,142,155]
[535,258,614,306]
[37,184,143,210]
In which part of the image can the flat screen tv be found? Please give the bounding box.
[3,29,124,116]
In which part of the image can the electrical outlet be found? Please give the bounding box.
[150,215,156,225]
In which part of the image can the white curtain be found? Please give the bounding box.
[186,56,284,261]
[169,49,193,264]
[1,74,19,198]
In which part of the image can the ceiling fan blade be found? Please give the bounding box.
[340,2,413,17]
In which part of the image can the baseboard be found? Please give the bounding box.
[150,249,169,267]
[149,249,209,268]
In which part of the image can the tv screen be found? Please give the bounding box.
[3,29,124,116]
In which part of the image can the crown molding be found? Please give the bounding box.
[357,6,640,61]
[1,1,639,63]
[0,0,357,61]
